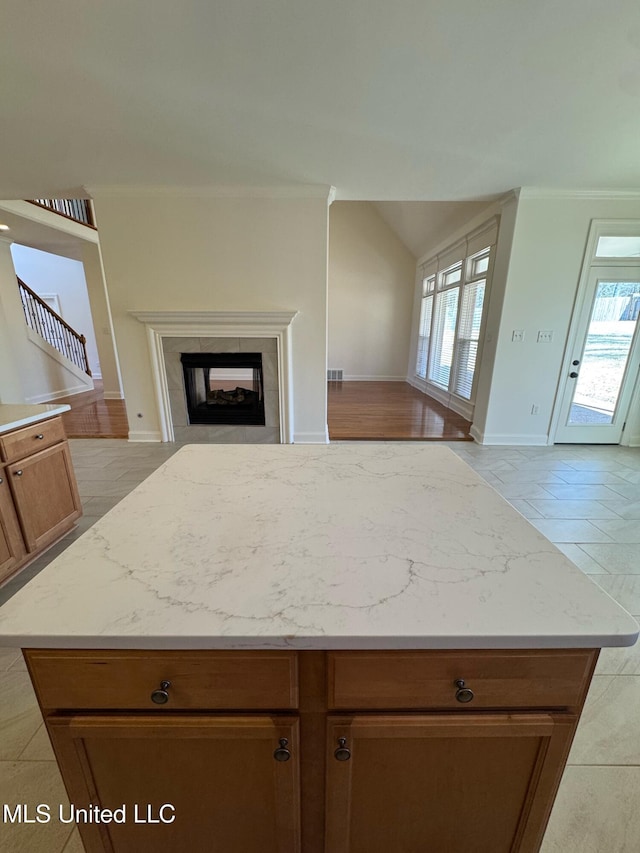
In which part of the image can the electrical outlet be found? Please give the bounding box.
[531,404,540,415]
[512,330,525,342]
[537,330,553,343]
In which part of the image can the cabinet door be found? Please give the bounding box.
[8,442,81,551]
[47,714,300,853]
[325,714,576,853]
[0,472,26,581]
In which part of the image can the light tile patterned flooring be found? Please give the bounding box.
[0,439,639,852]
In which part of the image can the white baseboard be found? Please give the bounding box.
[625,434,640,447]
[342,375,405,381]
[103,391,124,400]
[473,432,550,446]
[128,430,162,442]
[25,384,91,404]
[469,425,483,444]
[294,429,330,444]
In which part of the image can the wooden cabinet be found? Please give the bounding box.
[0,473,26,582]
[0,415,81,584]
[325,714,576,853]
[47,715,300,853]
[24,648,597,853]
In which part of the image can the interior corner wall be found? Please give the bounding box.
[92,194,329,442]
[328,202,416,380]
[0,240,26,402]
[477,195,640,445]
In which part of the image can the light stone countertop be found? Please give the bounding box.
[0,444,637,650]
[0,403,71,434]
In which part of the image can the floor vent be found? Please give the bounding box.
[327,369,343,382]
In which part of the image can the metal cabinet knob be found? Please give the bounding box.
[273,738,291,762]
[15,470,23,477]
[334,737,351,761]
[150,680,171,704]
[569,371,579,379]
[455,679,475,703]
[35,433,44,439]
[0,477,3,484]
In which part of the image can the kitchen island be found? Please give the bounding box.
[0,444,637,853]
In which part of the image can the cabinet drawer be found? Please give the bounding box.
[0,417,66,463]
[328,650,597,711]
[26,650,299,711]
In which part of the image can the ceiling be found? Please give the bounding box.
[1,1,640,201]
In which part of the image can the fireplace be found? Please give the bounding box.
[181,352,266,426]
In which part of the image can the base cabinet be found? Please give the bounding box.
[0,474,27,581]
[47,715,300,853]
[25,648,597,853]
[0,416,81,584]
[325,714,576,853]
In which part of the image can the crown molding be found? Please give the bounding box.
[517,187,640,201]
[85,184,335,201]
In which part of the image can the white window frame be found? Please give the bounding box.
[411,229,496,420]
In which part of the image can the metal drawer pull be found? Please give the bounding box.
[334,737,351,761]
[36,433,44,439]
[150,680,171,704]
[15,470,23,477]
[273,738,291,762]
[455,679,474,703]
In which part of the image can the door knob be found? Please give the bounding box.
[569,372,579,379]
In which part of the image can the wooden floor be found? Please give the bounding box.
[53,380,129,439]
[328,381,473,441]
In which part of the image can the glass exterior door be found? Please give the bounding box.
[555,268,640,443]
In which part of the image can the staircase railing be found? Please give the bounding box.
[17,277,92,376]
[27,198,95,228]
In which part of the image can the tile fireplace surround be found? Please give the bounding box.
[130,311,297,443]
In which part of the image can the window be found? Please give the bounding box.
[415,246,492,401]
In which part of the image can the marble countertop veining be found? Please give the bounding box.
[0,444,637,650]
[0,403,71,434]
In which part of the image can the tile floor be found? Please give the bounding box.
[0,439,639,852]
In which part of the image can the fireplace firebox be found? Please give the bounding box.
[181,352,265,426]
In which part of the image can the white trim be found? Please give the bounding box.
[25,384,91,404]
[294,430,330,444]
[626,434,640,447]
[128,430,162,443]
[103,391,124,400]
[87,184,334,200]
[469,424,483,443]
[518,188,640,201]
[130,310,298,444]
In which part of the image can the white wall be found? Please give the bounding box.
[0,240,93,403]
[92,192,330,442]
[10,244,101,377]
[328,202,416,379]
[475,193,640,445]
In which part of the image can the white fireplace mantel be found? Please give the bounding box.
[130,310,298,443]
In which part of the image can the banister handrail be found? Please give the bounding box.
[17,277,92,376]
[27,199,96,228]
